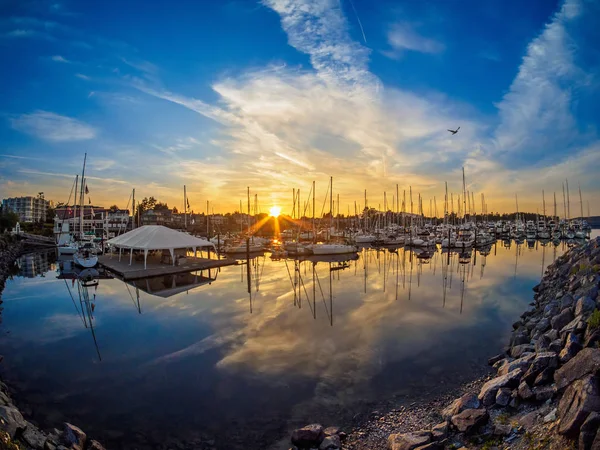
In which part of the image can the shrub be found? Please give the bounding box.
[588,309,600,330]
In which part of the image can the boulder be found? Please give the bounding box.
[585,329,600,348]
[478,368,523,406]
[0,405,27,438]
[450,408,488,434]
[592,430,600,450]
[518,381,534,400]
[431,422,448,441]
[22,424,47,449]
[523,352,558,384]
[576,297,597,317]
[562,294,575,309]
[579,412,600,450]
[534,367,555,386]
[292,424,325,448]
[533,385,555,401]
[495,388,512,407]
[387,431,431,450]
[557,375,600,436]
[319,435,341,450]
[441,393,480,419]
[510,332,530,347]
[488,354,505,366]
[535,317,551,333]
[510,344,535,358]
[493,423,513,436]
[550,339,564,353]
[555,348,600,390]
[414,443,441,450]
[323,427,340,437]
[543,302,560,318]
[561,316,585,337]
[560,332,584,364]
[552,308,574,331]
[498,353,534,376]
[535,335,551,352]
[63,423,86,449]
[545,329,559,341]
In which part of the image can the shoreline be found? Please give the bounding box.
[0,236,107,450]
[291,237,600,450]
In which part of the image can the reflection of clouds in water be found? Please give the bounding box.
[7,313,89,346]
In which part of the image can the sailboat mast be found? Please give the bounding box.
[566,179,571,221]
[73,174,79,235]
[132,188,135,230]
[312,181,315,242]
[562,183,567,221]
[184,185,187,230]
[80,153,87,238]
[329,176,333,239]
[462,166,467,224]
[579,184,584,221]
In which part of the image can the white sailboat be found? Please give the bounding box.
[73,154,98,268]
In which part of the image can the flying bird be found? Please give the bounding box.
[447,127,460,135]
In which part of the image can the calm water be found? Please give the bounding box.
[1,236,596,449]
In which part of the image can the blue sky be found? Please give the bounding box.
[1,0,599,215]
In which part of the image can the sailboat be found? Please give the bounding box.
[73,154,99,268]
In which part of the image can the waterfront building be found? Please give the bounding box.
[2,195,50,223]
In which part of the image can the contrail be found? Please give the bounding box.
[347,0,367,44]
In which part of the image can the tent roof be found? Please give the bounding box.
[107,225,215,251]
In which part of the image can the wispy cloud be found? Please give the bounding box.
[18,169,128,185]
[384,22,445,58]
[10,111,97,141]
[75,73,90,80]
[493,0,585,165]
[51,55,70,63]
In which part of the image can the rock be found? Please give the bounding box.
[493,423,513,436]
[592,430,600,450]
[387,431,431,450]
[534,366,555,386]
[488,354,505,366]
[585,329,600,348]
[535,335,551,352]
[543,408,557,423]
[498,353,534,376]
[519,411,539,430]
[451,409,488,434]
[0,405,27,438]
[441,393,480,419]
[557,375,600,436]
[22,424,47,449]
[579,412,600,450]
[495,388,512,407]
[319,435,341,450]
[292,424,324,448]
[545,329,560,341]
[543,302,560,318]
[550,339,564,353]
[523,352,558,384]
[535,317,551,333]
[518,381,534,400]
[555,348,600,390]
[562,294,575,309]
[414,443,441,450]
[577,297,597,317]
[511,332,530,347]
[323,427,340,437]
[561,316,585,337]
[560,332,584,364]
[510,344,535,358]
[533,385,555,401]
[431,422,448,441]
[478,368,523,406]
[62,423,86,449]
[552,308,574,330]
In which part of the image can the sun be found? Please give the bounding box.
[269,206,281,217]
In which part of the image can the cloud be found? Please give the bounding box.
[10,111,97,141]
[493,0,586,165]
[51,55,70,63]
[75,73,90,80]
[384,22,445,58]
[18,169,128,185]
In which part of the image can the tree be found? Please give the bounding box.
[46,206,56,224]
[172,206,179,214]
[137,197,157,217]
[0,210,19,232]
[109,204,119,212]
[154,202,169,211]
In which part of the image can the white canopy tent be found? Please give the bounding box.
[107,225,216,269]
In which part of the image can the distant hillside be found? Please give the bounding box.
[575,216,600,228]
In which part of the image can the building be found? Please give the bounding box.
[2,195,50,223]
[54,205,132,239]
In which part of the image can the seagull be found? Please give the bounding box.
[447,126,460,135]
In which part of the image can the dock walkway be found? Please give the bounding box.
[98,254,238,280]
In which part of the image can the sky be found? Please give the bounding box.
[1,0,599,216]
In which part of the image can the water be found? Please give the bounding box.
[0,236,595,449]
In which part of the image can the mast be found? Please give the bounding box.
[462,166,467,224]
[542,190,546,224]
[312,181,315,242]
[184,185,187,230]
[566,179,571,222]
[73,174,79,235]
[553,192,557,223]
[80,153,87,239]
[329,176,333,240]
[562,183,567,221]
[578,184,584,221]
[132,188,135,230]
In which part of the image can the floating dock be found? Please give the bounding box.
[98,254,238,280]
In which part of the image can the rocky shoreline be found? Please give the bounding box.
[289,237,600,450]
[0,236,108,450]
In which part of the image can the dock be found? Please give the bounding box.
[98,254,238,280]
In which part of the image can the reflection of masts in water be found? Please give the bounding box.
[480,253,487,279]
[363,247,368,294]
[441,251,449,308]
[460,262,467,315]
[395,251,399,301]
[514,241,520,278]
[408,248,413,301]
[541,243,546,280]
[65,279,102,361]
[125,283,142,313]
